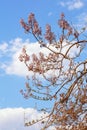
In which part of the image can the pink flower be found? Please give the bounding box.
[32,53,39,62]
[24,55,30,62]
[20,19,30,32]
[45,24,55,43]
[32,20,42,36]
[19,55,23,62]
[28,63,33,71]
[60,13,65,19]
[20,19,26,27]
[28,13,35,24]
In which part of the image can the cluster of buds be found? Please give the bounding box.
[33,20,41,35]
[19,49,46,74]
[39,52,46,62]
[44,24,55,44]
[20,13,41,36]
[58,13,79,41]
[28,13,35,24]
[19,47,30,63]
[20,19,30,32]
[58,13,71,30]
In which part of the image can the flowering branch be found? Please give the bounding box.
[19,13,87,130]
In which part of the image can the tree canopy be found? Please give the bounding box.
[19,13,87,130]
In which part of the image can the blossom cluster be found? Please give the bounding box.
[44,24,55,43]
[20,13,41,36]
[58,13,79,42]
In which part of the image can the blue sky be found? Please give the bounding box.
[0,0,87,129]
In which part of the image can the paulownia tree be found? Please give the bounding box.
[19,13,87,130]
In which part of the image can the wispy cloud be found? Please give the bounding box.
[48,12,53,16]
[0,43,8,52]
[60,0,84,10]
[73,12,87,29]
[77,12,87,25]
[0,42,8,58]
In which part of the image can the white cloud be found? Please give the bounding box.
[0,38,28,76]
[0,108,55,130]
[48,12,53,16]
[60,0,84,10]
[0,108,37,130]
[0,38,50,76]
